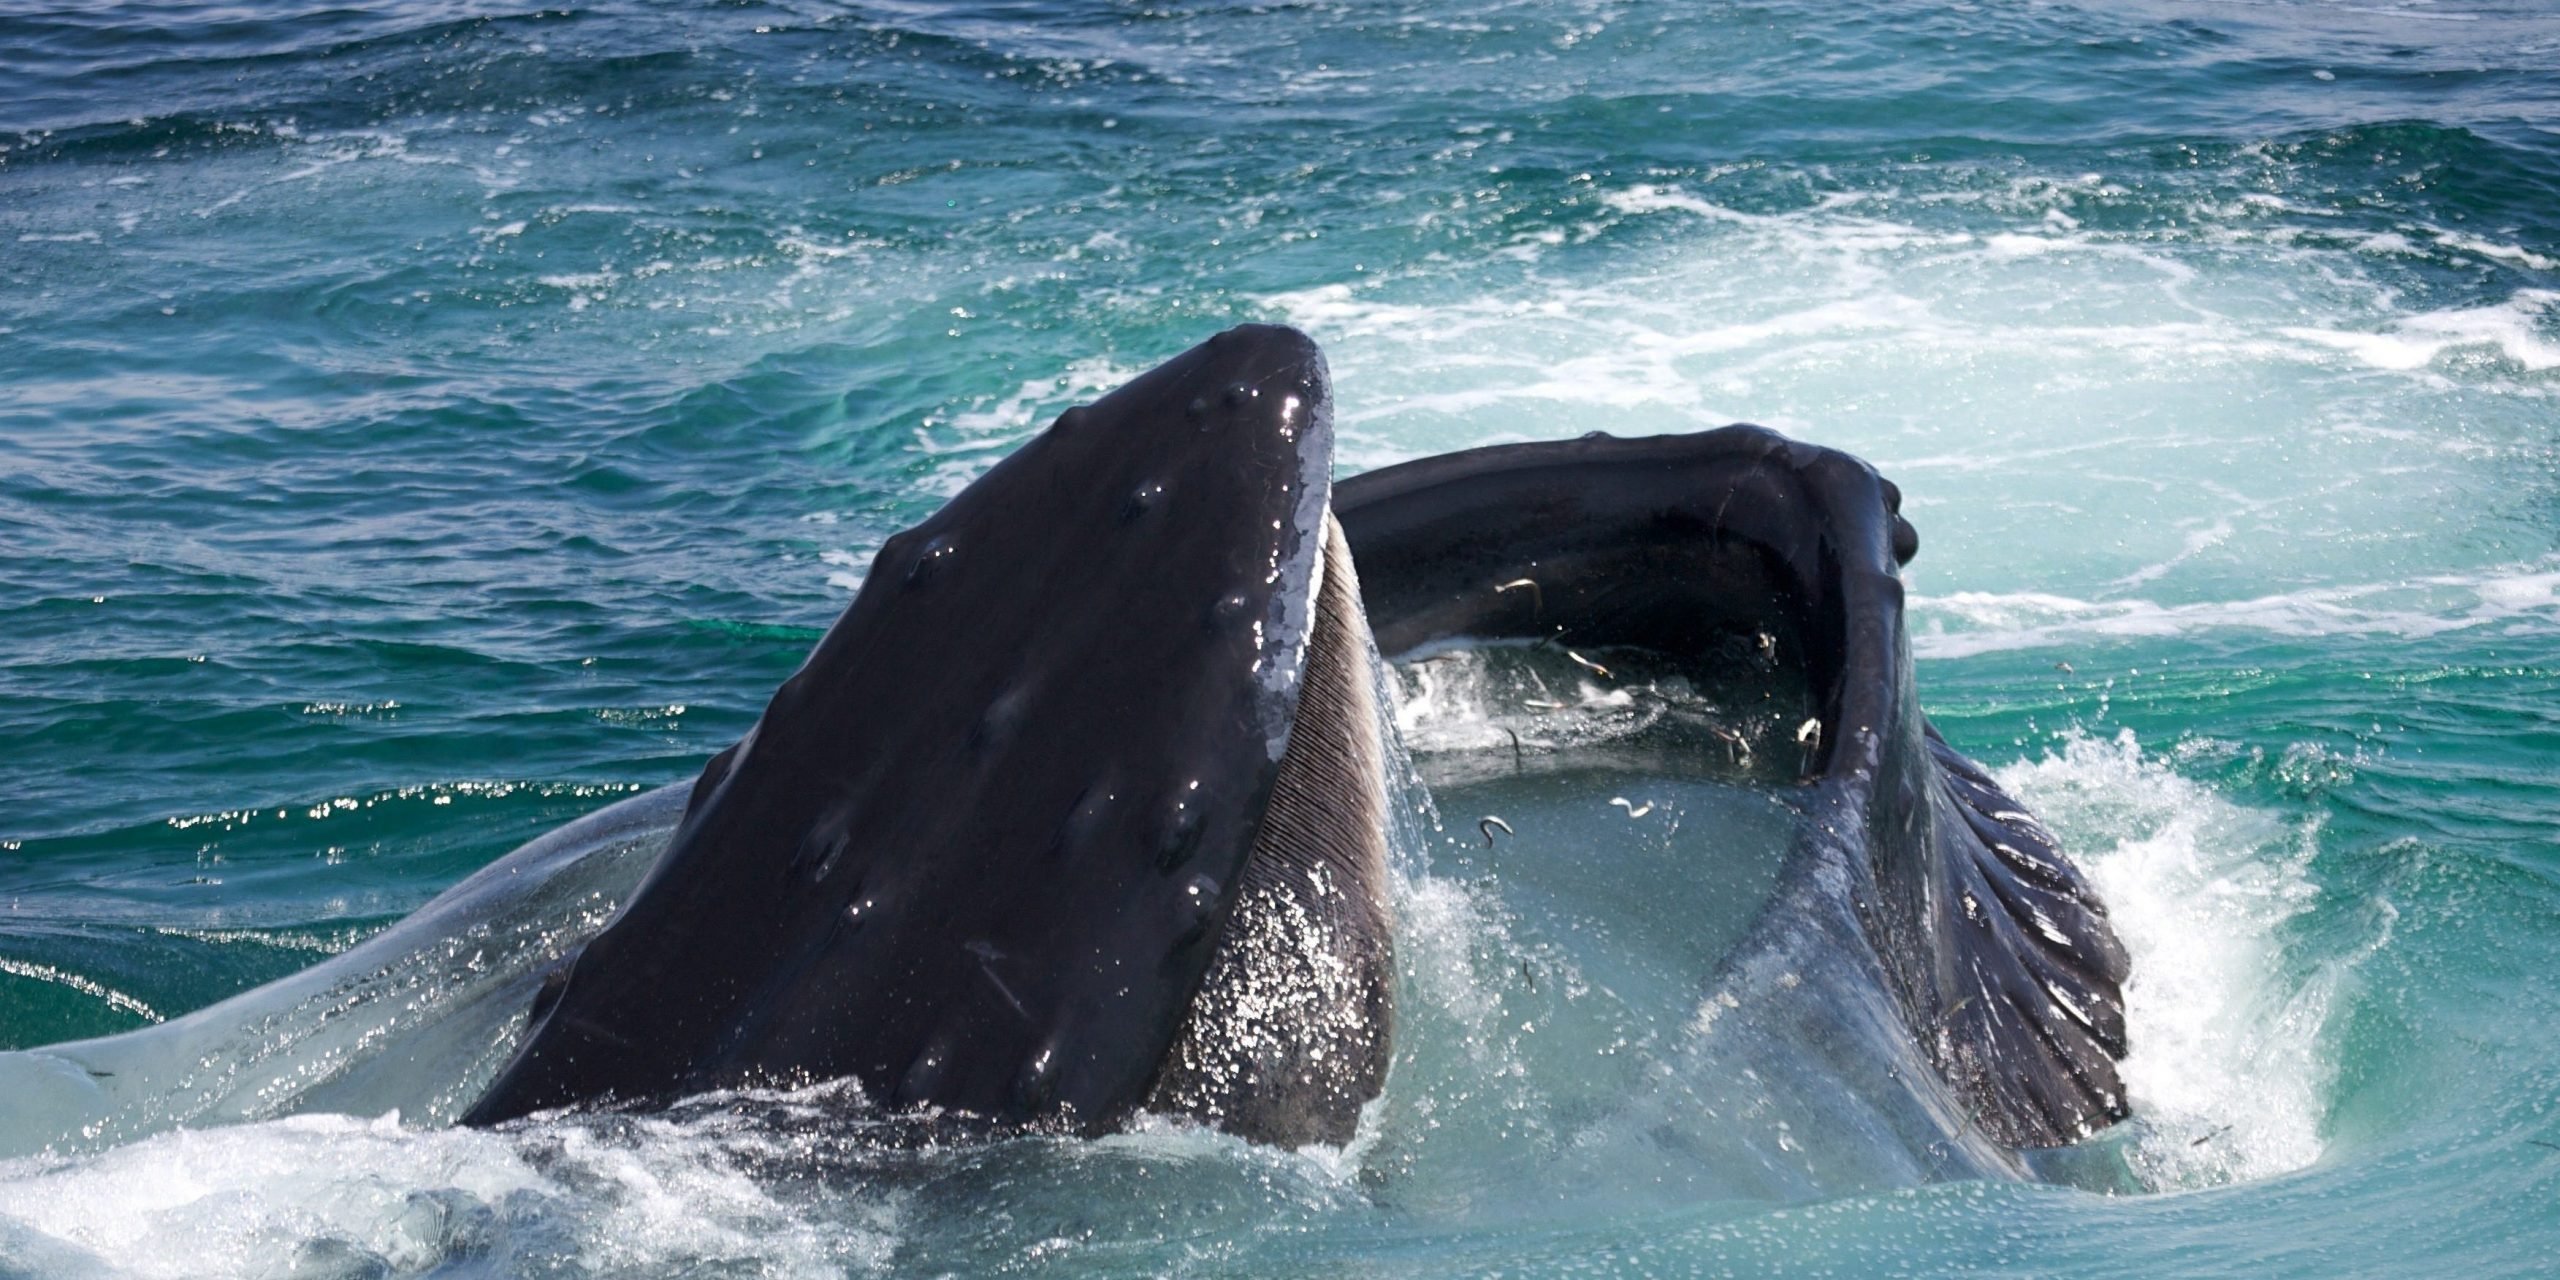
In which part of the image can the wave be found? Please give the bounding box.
[1910,560,2560,657]
[1996,730,2343,1188]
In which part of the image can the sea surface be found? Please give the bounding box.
[3,0,2558,1274]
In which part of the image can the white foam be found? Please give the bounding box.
[0,1107,896,1278]
[2429,229,2559,272]
[1994,730,2339,1188]
[1259,170,2560,541]
[1603,183,1760,224]
[820,544,879,593]
[2107,517,2233,590]
[1273,216,2557,603]
[812,354,1145,587]
[1912,559,2560,656]
[534,271,618,291]
[940,356,1131,440]
[2283,288,2560,372]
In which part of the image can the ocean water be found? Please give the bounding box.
[3,0,2557,1273]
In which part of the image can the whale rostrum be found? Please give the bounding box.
[462,326,1401,1144]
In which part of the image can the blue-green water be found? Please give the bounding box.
[4,0,2557,1273]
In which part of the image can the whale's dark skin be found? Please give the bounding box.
[465,325,1396,1144]
[464,329,2129,1154]
[1332,428,2130,1147]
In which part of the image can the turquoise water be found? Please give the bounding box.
[4,0,2558,1273]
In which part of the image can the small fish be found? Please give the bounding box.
[1478,816,1513,846]
[1609,797,1655,818]
[1494,577,1544,615]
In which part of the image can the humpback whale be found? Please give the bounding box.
[465,325,2127,1151]
[0,325,2127,1165]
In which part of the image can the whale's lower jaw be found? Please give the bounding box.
[1334,426,2130,1149]
[1144,514,1395,1148]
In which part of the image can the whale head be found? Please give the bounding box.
[464,325,1395,1147]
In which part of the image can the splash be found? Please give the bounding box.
[1995,730,2336,1188]
[0,1106,899,1279]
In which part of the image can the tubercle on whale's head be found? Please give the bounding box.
[906,322,1334,763]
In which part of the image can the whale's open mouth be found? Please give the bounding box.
[1336,428,2128,1150]
[1335,426,1926,790]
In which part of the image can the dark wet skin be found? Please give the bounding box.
[467,326,1345,1131]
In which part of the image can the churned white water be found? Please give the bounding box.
[0,1102,901,1279]
[1997,730,2339,1189]
[1266,175,2555,613]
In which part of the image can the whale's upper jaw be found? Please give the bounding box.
[464,324,1344,1132]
